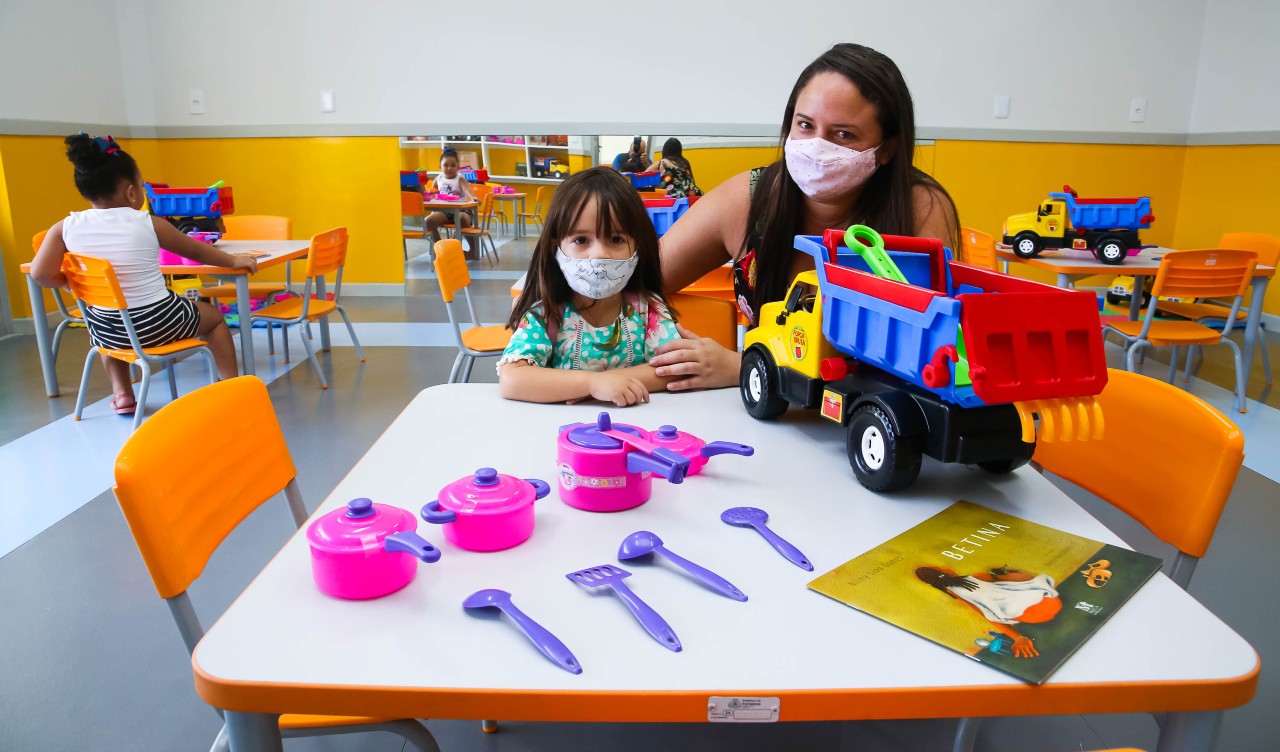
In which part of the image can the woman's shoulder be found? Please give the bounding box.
[911,180,959,240]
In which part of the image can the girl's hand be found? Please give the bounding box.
[651,323,741,391]
[590,371,650,406]
[229,254,259,273]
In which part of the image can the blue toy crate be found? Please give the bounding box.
[644,198,689,238]
[626,171,663,189]
[144,183,233,218]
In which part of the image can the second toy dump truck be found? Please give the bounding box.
[741,226,1108,492]
[1003,185,1154,265]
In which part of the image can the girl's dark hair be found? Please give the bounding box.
[507,166,672,330]
[441,148,458,163]
[743,43,960,320]
[660,137,691,171]
[65,133,140,201]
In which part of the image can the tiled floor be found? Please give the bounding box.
[1,234,1277,752]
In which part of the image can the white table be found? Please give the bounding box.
[193,386,1258,752]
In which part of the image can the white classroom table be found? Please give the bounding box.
[22,239,311,396]
[193,385,1258,752]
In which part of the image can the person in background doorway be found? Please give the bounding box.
[651,138,703,199]
[612,136,652,173]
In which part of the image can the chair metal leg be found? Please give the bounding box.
[51,319,70,364]
[74,347,97,421]
[298,324,328,389]
[203,349,218,384]
[133,361,152,431]
[336,307,365,362]
[952,717,982,752]
[448,352,464,384]
[1167,346,1180,383]
[283,477,308,529]
[208,723,230,752]
[1227,340,1246,413]
[377,720,441,752]
[482,720,498,734]
[461,355,475,383]
[167,361,179,400]
[282,324,290,364]
[1183,344,1198,383]
[266,321,274,355]
[1260,335,1273,385]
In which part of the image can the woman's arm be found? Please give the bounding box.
[499,362,671,406]
[31,222,69,289]
[152,218,258,272]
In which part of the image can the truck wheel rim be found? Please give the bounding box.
[1018,239,1035,254]
[748,367,763,402]
[860,426,885,470]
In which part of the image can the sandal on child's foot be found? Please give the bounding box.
[111,395,137,416]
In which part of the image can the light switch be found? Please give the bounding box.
[188,89,205,115]
[993,95,1010,119]
[320,89,336,113]
[1129,97,1147,123]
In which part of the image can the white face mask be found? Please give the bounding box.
[784,136,881,202]
[556,249,638,300]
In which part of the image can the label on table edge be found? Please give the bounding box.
[707,696,780,723]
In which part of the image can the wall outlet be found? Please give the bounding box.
[320,89,336,113]
[1129,97,1147,123]
[188,89,205,115]
[993,95,1010,119]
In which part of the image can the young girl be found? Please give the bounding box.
[425,148,477,244]
[499,166,680,407]
[30,133,258,415]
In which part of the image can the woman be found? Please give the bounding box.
[652,43,960,391]
[652,138,703,199]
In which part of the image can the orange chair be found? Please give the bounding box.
[31,230,86,367]
[61,253,217,429]
[249,228,364,389]
[1103,249,1257,412]
[667,292,738,351]
[487,183,511,235]
[435,239,512,382]
[1157,232,1278,384]
[516,186,546,235]
[401,192,426,260]
[960,227,999,271]
[196,215,295,303]
[461,192,500,265]
[112,376,439,752]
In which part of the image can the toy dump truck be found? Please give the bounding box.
[1003,185,1154,265]
[740,226,1108,492]
[144,182,234,234]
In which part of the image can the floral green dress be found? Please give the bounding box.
[498,295,679,372]
[659,161,703,199]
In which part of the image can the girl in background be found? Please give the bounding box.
[426,148,477,245]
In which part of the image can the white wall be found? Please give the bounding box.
[1188,0,1280,134]
[0,1,128,126]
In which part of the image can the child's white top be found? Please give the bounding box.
[435,174,464,196]
[62,207,167,308]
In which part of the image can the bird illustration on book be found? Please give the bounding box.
[914,565,1063,659]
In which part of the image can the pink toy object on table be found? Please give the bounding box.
[187,230,222,244]
[647,425,753,476]
[421,468,550,552]
[158,249,184,266]
[306,498,441,600]
[433,193,462,202]
[493,185,516,195]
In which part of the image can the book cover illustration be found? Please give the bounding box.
[807,500,1162,684]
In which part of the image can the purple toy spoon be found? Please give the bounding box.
[462,589,582,674]
[618,530,747,602]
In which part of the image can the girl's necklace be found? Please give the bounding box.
[603,306,626,349]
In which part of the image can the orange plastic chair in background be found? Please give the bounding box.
[1103,249,1257,412]
[487,183,511,235]
[400,192,426,261]
[31,230,85,367]
[516,186,546,236]
[61,253,217,430]
[198,214,295,301]
[960,227,999,271]
[249,228,365,389]
[667,292,739,352]
[112,376,439,752]
[435,239,512,383]
[461,192,500,265]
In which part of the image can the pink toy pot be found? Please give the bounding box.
[158,249,184,266]
[306,498,441,600]
[421,468,550,552]
[647,424,754,475]
[556,412,691,512]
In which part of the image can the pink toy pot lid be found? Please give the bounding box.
[307,498,418,553]
[563,412,645,449]
[648,424,703,455]
[437,467,546,516]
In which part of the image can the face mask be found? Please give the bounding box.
[784,137,880,202]
[556,249,638,299]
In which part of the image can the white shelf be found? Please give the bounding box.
[526,144,569,150]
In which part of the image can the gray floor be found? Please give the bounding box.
[1,236,1276,752]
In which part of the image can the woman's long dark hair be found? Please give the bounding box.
[742,43,960,319]
[507,166,672,331]
[660,137,692,171]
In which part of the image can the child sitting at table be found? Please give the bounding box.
[426,148,478,245]
[499,167,680,407]
[30,133,258,416]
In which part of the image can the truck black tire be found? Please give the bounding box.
[1012,232,1042,259]
[1096,236,1127,265]
[847,404,922,492]
[741,349,789,420]
[553,170,564,179]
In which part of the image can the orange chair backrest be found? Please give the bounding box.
[61,253,129,310]
[668,292,738,351]
[1150,249,1256,300]
[32,229,48,253]
[1218,231,1280,267]
[113,376,299,598]
[304,227,348,278]
[471,183,492,202]
[960,227,997,270]
[433,239,470,302]
[222,215,292,240]
[477,192,494,225]
[400,191,424,218]
[533,186,546,212]
[1032,369,1243,559]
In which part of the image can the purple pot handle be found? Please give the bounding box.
[383,531,441,563]
[699,441,755,460]
[626,447,690,484]
[524,479,550,499]
[421,499,457,525]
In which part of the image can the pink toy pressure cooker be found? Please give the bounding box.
[556,413,691,512]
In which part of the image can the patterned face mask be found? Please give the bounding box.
[555,249,638,299]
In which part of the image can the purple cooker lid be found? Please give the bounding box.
[565,412,644,449]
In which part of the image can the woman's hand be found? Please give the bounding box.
[651,323,741,391]
[589,371,650,406]
[1011,635,1039,658]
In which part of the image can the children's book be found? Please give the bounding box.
[807,500,1162,685]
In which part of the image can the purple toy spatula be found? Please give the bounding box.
[721,507,813,571]
[566,564,682,652]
